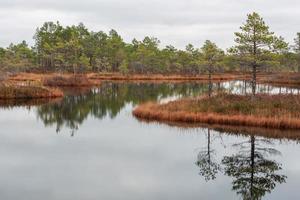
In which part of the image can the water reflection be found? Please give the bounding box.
[0,81,299,199]
[41,81,300,134]
[0,98,61,109]
[226,80,300,95]
[196,129,221,181]
[36,82,213,134]
[1,81,299,135]
[195,128,287,200]
[222,135,286,200]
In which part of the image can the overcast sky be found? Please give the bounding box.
[0,0,299,50]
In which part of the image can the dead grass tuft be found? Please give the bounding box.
[0,84,63,99]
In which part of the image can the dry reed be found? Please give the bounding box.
[0,84,63,99]
[43,74,95,87]
[133,94,300,130]
[88,73,248,81]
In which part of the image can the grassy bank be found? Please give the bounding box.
[7,72,251,83]
[0,84,63,99]
[43,74,96,87]
[9,72,300,86]
[260,73,300,86]
[88,73,248,81]
[133,94,300,129]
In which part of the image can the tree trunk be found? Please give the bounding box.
[208,67,212,97]
[207,129,211,165]
[252,27,257,97]
[250,135,255,199]
[252,64,257,97]
[73,64,76,75]
[89,56,94,71]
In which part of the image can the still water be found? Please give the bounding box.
[0,81,299,200]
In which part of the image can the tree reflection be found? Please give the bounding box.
[222,135,286,200]
[36,82,216,134]
[36,95,88,135]
[196,129,221,181]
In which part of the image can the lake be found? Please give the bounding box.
[0,81,299,200]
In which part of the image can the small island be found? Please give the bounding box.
[0,84,63,99]
[133,93,300,129]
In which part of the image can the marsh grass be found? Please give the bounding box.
[262,73,300,85]
[88,73,246,81]
[133,94,300,129]
[43,74,95,87]
[0,84,63,99]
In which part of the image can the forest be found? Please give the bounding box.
[2,0,300,198]
[0,12,299,75]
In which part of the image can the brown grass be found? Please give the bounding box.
[8,72,292,86]
[260,73,300,86]
[88,73,248,81]
[8,73,43,82]
[133,94,300,130]
[8,72,248,83]
[0,84,63,99]
[43,74,96,87]
[7,72,300,86]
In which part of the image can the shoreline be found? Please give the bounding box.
[0,72,300,100]
[135,119,300,141]
[4,72,300,85]
[133,94,300,130]
[0,84,64,99]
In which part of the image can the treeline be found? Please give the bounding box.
[0,17,300,74]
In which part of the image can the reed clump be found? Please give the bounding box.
[0,84,63,99]
[133,94,300,129]
[43,74,95,87]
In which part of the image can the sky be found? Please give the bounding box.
[0,0,299,50]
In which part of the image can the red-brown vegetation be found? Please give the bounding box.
[88,73,248,81]
[9,72,294,86]
[0,84,63,99]
[43,74,96,87]
[6,72,300,86]
[260,73,300,86]
[133,94,300,129]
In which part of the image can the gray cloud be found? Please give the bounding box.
[0,0,299,49]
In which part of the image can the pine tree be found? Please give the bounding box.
[233,12,288,95]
